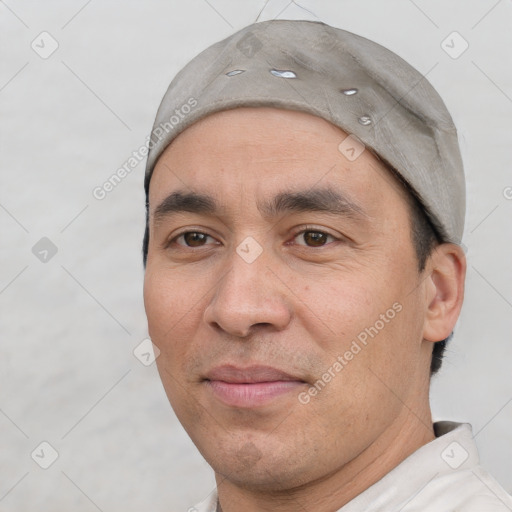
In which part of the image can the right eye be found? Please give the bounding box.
[168,231,219,249]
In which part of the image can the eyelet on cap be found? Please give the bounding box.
[226,69,245,76]
[269,69,297,78]
[358,115,372,126]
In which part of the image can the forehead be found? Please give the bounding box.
[148,107,409,218]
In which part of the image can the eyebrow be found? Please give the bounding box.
[152,187,368,225]
[259,187,368,220]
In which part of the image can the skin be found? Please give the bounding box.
[143,107,466,512]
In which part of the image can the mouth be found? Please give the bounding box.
[203,365,306,408]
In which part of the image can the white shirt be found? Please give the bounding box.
[190,421,512,511]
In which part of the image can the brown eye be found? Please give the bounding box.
[181,232,210,247]
[295,230,336,247]
[304,231,328,246]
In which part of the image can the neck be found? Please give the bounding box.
[215,405,435,512]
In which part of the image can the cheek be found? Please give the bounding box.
[310,276,424,423]
[299,272,393,353]
[143,267,203,355]
[143,268,206,415]
[143,269,173,337]
[298,267,417,399]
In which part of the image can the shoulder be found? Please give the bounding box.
[383,422,512,512]
[405,465,512,511]
[455,466,512,511]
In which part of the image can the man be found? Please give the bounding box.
[141,20,512,511]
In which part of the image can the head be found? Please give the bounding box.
[142,106,466,492]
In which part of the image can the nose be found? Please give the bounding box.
[203,247,292,338]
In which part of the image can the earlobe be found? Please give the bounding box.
[422,243,466,343]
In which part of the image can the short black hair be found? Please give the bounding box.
[387,165,450,376]
[141,164,451,376]
[408,195,450,375]
[142,199,149,268]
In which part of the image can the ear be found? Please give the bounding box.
[422,243,466,342]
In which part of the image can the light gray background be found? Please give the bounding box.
[1,0,511,510]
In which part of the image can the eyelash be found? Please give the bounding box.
[166,226,340,249]
[289,226,339,247]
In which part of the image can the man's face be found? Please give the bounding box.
[144,107,433,491]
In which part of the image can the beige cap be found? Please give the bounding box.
[145,19,465,243]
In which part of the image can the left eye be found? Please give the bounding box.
[175,232,216,247]
[293,230,337,247]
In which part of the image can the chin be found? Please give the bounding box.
[204,437,316,492]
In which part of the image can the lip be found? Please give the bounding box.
[204,365,306,408]
[205,365,301,383]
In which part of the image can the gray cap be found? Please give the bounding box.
[145,19,465,244]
